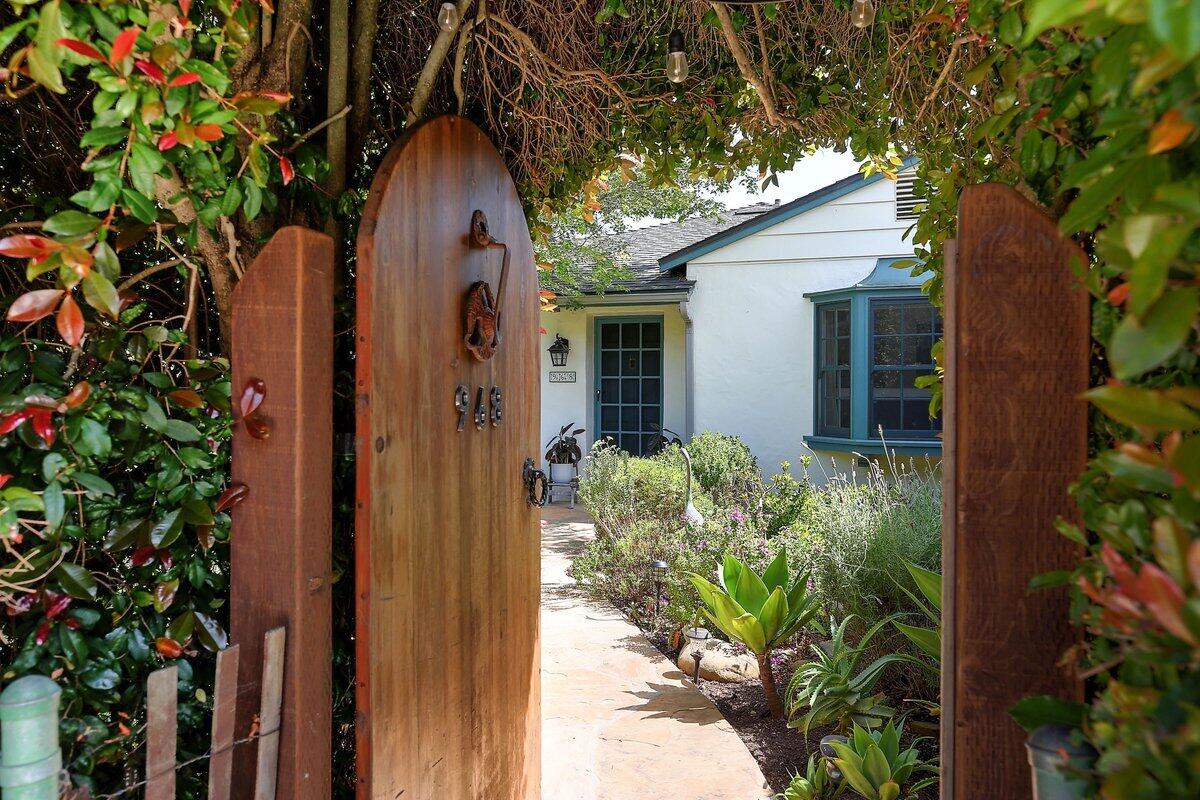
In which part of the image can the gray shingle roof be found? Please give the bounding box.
[577,201,778,295]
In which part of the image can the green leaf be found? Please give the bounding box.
[43,480,65,529]
[149,508,183,548]
[904,561,941,611]
[894,622,940,659]
[79,125,129,148]
[1085,385,1200,431]
[55,562,98,600]
[1059,160,1139,234]
[43,210,101,236]
[80,666,119,690]
[71,471,114,497]
[129,142,166,199]
[762,548,788,592]
[121,188,157,224]
[103,519,148,552]
[162,419,201,442]
[26,40,65,95]
[1009,695,1086,732]
[1109,287,1198,380]
[1022,0,1089,43]
[759,585,787,644]
[82,272,121,319]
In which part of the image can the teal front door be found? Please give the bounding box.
[595,316,663,456]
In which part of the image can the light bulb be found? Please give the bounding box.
[438,1,458,32]
[666,30,688,83]
[851,0,876,28]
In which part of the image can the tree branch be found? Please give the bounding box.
[407,0,476,124]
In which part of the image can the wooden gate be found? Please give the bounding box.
[354,115,541,800]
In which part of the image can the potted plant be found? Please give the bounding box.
[545,423,585,495]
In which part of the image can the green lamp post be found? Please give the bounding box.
[0,676,61,800]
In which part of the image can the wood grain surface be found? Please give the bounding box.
[230,226,334,800]
[355,115,540,800]
[941,184,1087,798]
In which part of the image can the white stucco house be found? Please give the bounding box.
[539,166,942,478]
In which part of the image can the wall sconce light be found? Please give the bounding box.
[548,334,570,367]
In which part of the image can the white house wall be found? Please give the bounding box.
[539,303,687,463]
[686,177,915,479]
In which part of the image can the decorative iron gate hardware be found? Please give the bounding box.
[522,458,548,507]
[463,209,510,361]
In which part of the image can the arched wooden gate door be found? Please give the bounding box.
[355,115,540,800]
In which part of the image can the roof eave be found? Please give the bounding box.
[656,156,919,272]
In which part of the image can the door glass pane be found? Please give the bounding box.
[600,378,619,403]
[642,406,660,430]
[641,378,660,403]
[619,434,638,454]
[622,351,640,376]
[621,406,639,431]
[601,324,620,348]
[621,323,640,348]
[621,379,639,403]
[600,406,618,430]
[601,350,619,376]
[642,324,661,348]
[641,350,661,376]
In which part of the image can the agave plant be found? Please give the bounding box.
[786,615,918,735]
[892,560,941,664]
[826,721,937,800]
[687,548,818,717]
[778,754,842,800]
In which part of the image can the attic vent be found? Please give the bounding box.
[895,171,921,221]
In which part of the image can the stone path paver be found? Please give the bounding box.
[540,504,771,800]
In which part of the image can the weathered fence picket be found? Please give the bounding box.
[0,627,283,800]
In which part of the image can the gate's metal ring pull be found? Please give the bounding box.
[522,458,548,507]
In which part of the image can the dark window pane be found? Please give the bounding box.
[601,406,618,431]
[874,399,902,431]
[601,378,619,403]
[933,311,944,334]
[642,324,661,348]
[621,405,639,431]
[642,350,661,377]
[838,400,851,429]
[642,406,660,430]
[874,338,901,366]
[621,379,639,404]
[619,434,638,454]
[874,304,901,335]
[621,323,640,348]
[601,351,619,376]
[872,370,901,398]
[821,308,836,338]
[824,398,840,427]
[836,307,850,336]
[906,369,933,394]
[837,369,851,391]
[837,337,850,365]
[903,336,932,366]
[601,324,620,348]
[622,351,640,376]
[904,400,933,430]
[903,303,934,334]
[642,378,660,403]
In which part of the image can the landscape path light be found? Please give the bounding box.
[649,559,669,616]
[684,626,711,685]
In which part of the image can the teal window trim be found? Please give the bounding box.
[810,289,942,452]
[593,314,665,457]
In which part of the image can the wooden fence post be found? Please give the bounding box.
[942,184,1087,797]
[230,226,333,800]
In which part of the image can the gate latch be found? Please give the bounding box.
[522,458,548,507]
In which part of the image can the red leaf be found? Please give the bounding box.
[0,411,30,436]
[168,388,204,409]
[42,590,71,619]
[56,294,84,347]
[131,545,157,566]
[157,549,173,569]
[64,381,91,409]
[7,290,64,322]
[29,408,55,446]
[215,483,248,513]
[109,27,140,66]
[239,378,265,418]
[244,413,271,440]
[64,617,79,629]
[134,60,165,83]
[169,71,200,87]
[1107,283,1130,306]
[193,123,223,142]
[279,156,294,185]
[0,235,58,260]
[0,474,10,489]
[180,0,192,17]
[35,621,51,646]
[155,636,183,659]
[56,38,104,61]
[158,131,179,152]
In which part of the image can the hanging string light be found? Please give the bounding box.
[851,0,876,28]
[666,30,688,83]
[437,1,459,32]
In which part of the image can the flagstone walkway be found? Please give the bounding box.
[540,504,771,800]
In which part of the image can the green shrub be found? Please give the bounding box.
[686,431,762,510]
[761,460,815,538]
[781,458,940,697]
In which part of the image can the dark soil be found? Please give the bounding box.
[647,632,832,794]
